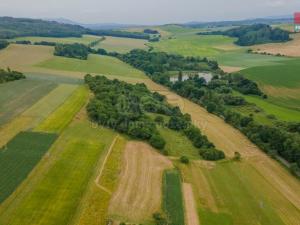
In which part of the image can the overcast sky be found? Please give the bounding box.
[0,0,299,24]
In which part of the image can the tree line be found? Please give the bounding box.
[116,49,300,173]
[0,68,25,83]
[54,43,90,60]
[85,75,225,160]
[0,40,9,50]
[199,24,290,46]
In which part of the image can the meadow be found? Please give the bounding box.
[0,131,57,203]
[37,54,146,79]
[93,36,148,53]
[163,169,185,225]
[242,59,300,111]
[0,78,57,126]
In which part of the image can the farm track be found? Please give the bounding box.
[183,183,200,225]
[108,141,173,222]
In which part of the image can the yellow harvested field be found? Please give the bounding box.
[108,141,173,222]
[183,183,200,225]
[220,65,243,73]
[0,44,53,70]
[252,33,300,57]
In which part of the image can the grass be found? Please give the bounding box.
[93,36,148,53]
[0,78,57,126]
[37,54,146,79]
[190,161,299,225]
[35,85,89,133]
[11,35,103,45]
[0,118,116,225]
[0,84,77,147]
[0,131,57,203]
[158,126,200,159]
[73,136,125,225]
[235,93,300,122]
[163,169,185,225]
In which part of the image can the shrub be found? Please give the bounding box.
[150,134,166,150]
[180,156,190,164]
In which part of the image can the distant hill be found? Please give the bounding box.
[184,17,293,28]
[0,17,86,39]
[0,17,150,40]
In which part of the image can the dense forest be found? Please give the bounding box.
[85,75,225,160]
[117,50,300,173]
[0,17,151,40]
[54,43,90,60]
[0,40,9,50]
[199,24,290,46]
[0,68,25,83]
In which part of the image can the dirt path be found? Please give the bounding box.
[108,141,173,222]
[183,183,200,225]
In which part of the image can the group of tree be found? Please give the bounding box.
[0,68,25,83]
[0,40,9,50]
[0,17,153,41]
[116,49,300,171]
[144,29,159,34]
[199,24,290,46]
[54,43,90,60]
[85,75,224,160]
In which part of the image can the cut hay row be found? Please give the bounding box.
[108,141,173,223]
[0,131,57,203]
[35,85,89,133]
[0,84,77,147]
[0,117,116,225]
[182,183,200,225]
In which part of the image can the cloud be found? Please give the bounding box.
[266,0,290,7]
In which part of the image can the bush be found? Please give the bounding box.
[200,149,225,161]
[150,134,166,150]
[180,156,190,164]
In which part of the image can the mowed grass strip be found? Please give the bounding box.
[0,131,57,203]
[73,136,125,225]
[37,54,146,79]
[163,169,185,225]
[35,85,89,133]
[0,119,116,225]
[0,79,57,126]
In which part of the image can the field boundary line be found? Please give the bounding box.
[95,134,119,188]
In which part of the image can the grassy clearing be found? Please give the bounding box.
[0,78,57,126]
[73,136,125,225]
[163,169,185,225]
[93,36,148,53]
[235,93,300,122]
[11,35,102,45]
[158,126,200,159]
[35,85,88,133]
[37,54,146,78]
[0,118,116,225]
[0,131,57,203]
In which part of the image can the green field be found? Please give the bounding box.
[163,170,185,225]
[242,59,300,111]
[37,54,146,79]
[0,119,116,225]
[0,79,57,126]
[93,36,148,53]
[35,85,88,133]
[197,161,294,225]
[11,35,102,45]
[158,126,200,159]
[0,131,57,203]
